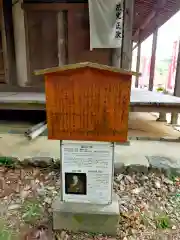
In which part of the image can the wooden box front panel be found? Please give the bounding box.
[45,68,131,142]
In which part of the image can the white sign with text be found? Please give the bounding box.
[61,141,114,205]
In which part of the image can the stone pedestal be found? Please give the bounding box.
[156,112,167,122]
[52,193,119,236]
[170,113,178,125]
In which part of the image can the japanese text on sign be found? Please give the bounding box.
[115,2,123,39]
[61,141,114,205]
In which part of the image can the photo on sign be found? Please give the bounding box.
[65,172,87,195]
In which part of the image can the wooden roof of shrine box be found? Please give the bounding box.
[35,62,138,142]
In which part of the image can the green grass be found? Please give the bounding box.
[155,214,171,229]
[0,157,16,168]
[21,200,43,224]
[156,87,165,92]
[138,206,171,230]
[0,219,18,240]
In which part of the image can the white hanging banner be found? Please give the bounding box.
[88,0,124,49]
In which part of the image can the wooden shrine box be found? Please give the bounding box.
[35,62,136,142]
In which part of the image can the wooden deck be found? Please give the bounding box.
[0,89,180,112]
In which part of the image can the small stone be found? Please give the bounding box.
[45,171,55,180]
[0,203,7,216]
[172,225,177,230]
[141,175,149,181]
[116,174,124,182]
[52,190,58,196]
[46,186,55,191]
[24,175,33,180]
[129,236,136,240]
[27,157,54,167]
[168,186,176,192]
[154,181,161,189]
[125,175,134,184]
[37,187,46,196]
[113,181,119,189]
[20,189,31,200]
[55,231,69,240]
[24,185,31,191]
[44,197,52,205]
[163,178,173,185]
[33,168,41,178]
[140,202,149,211]
[48,208,52,213]
[132,187,144,194]
[60,230,67,239]
[8,204,21,210]
[31,180,42,191]
[120,184,125,191]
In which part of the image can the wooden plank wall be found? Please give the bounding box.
[68,9,111,65]
[24,4,112,85]
[26,11,59,85]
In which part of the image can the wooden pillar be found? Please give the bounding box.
[149,28,158,91]
[171,40,180,125]
[135,34,141,88]
[12,0,28,86]
[1,8,9,83]
[121,0,134,70]
[111,0,134,146]
[111,0,123,68]
[111,48,121,68]
[148,28,166,122]
[57,11,68,66]
[111,0,134,69]
[3,0,17,85]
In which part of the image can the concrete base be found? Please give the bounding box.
[52,193,119,236]
[156,112,167,122]
[170,113,178,125]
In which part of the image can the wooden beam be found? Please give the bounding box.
[133,0,168,41]
[149,28,158,91]
[22,3,88,11]
[121,0,134,70]
[133,12,156,40]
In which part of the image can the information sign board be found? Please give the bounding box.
[61,141,114,205]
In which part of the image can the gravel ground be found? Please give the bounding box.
[1,166,180,239]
